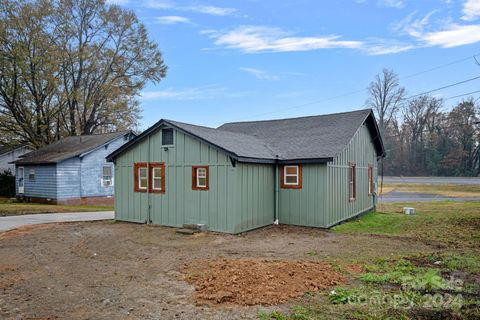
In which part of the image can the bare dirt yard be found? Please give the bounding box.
[0,201,479,319]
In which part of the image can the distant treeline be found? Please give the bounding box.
[383,98,479,176]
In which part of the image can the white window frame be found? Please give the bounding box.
[28,168,35,181]
[152,167,163,191]
[101,166,113,188]
[196,167,207,188]
[138,167,148,190]
[283,165,299,185]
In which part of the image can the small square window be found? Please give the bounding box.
[162,128,174,146]
[281,165,302,189]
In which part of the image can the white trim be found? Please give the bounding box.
[283,165,299,185]
[18,167,24,194]
[196,167,207,188]
[151,167,163,191]
[138,167,148,190]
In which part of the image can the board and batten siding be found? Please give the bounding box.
[278,164,327,227]
[114,127,273,233]
[16,165,57,199]
[325,123,378,227]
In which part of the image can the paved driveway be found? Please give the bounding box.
[0,211,114,232]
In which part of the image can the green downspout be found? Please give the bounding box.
[274,157,279,224]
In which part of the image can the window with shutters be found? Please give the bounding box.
[192,166,209,190]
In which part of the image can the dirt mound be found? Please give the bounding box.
[183,258,346,306]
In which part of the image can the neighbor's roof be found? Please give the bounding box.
[13,131,132,165]
[107,109,385,164]
[0,144,28,156]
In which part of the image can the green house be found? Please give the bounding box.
[107,109,385,234]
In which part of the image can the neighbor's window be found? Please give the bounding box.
[149,162,165,193]
[349,163,356,201]
[368,164,373,196]
[134,163,148,192]
[281,165,302,189]
[102,166,113,187]
[162,128,174,146]
[29,169,35,181]
[192,166,209,190]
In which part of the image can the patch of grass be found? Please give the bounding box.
[382,183,480,198]
[333,201,480,248]
[0,202,113,216]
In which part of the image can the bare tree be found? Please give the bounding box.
[0,0,167,147]
[366,69,406,190]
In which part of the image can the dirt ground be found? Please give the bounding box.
[0,221,434,320]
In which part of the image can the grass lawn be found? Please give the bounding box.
[261,201,480,319]
[380,183,480,198]
[0,197,113,216]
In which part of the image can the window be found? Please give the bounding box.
[134,163,148,192]
[349,162,356,201]
[29,169,35,181]
[368,164,373,196]
[280,165,302,189]
[149,162,165,193]
[192,166,209,190]
[162,128,174,146]
[102,166,113,187]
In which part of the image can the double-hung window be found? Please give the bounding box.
[281,165,302,189]
[349,162,356,201]
[29,169,35,181]
[134,163,148,192]
[102,166,113,187]
[192,166,209,190]
[149,163,165,193]
[133,162,165,193]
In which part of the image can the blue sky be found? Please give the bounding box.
[110,0,480,129]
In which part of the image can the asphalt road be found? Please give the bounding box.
[378,191,480,203]
[383,176,480,185]
[0,211,114,232]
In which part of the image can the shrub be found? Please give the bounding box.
[0,169,15,197]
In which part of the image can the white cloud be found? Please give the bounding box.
[391,11,436,37]
[378,0,405,8]
[144,1,237,16]
[206,26,363,53]
[106,0,130,4]
[155,16,191,24]
[461,0,480,21]
[420,23,480,47]
[365,43,415,55]
[141,85,225,100]
[239,67,279,81]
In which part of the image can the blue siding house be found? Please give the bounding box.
[0,145,32,174]
[13,131,135,205]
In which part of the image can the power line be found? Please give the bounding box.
[405,75,480,100]
[226,52,480,122]
[444,90,480,101]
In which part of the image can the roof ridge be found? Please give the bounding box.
[219,108,372,126]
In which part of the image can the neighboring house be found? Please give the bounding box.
[0,145,32,174]
[13,131,135,205]
[107,109,385,234]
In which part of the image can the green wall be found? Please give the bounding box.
[278,124,377,228]
[325,124,377,227]
[114,126,274,233]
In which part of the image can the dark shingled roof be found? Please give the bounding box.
[14,131,131,165]
[218,109,383,161]
[107,109,385,164]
